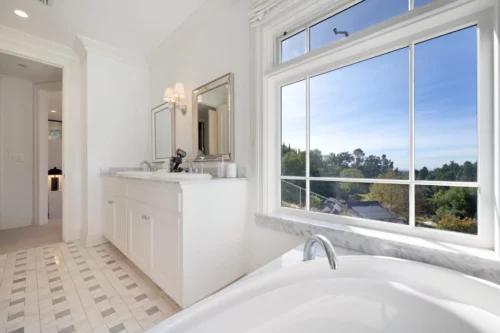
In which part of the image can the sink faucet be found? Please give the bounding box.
[303,234,338,270]
[140,160,151,171]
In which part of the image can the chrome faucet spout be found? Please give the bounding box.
[303,234,338,270]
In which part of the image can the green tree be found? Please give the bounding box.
[353,148,365,169]
[368,170,409,219]
[432,187,477,221]
[437,215,477,234]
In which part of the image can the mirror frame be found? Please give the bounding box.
[151,102,176,163]
[192,73,234,162]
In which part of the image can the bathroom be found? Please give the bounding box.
[0,0,499,332]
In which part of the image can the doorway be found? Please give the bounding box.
[0,51,63,254]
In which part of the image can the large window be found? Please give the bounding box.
[280,0,437,63]
[280,26,482,236]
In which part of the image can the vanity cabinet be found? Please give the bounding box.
[127,199,153,273]
[101,176,247,308]
[102,193,127,254]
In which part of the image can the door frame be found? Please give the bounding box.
[0,25,83,242]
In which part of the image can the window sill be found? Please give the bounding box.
[255,212,500,285]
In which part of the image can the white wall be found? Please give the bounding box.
[149,0,304,273]
[83,47,150,244]
[0,75,34,230]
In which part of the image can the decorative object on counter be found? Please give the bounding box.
[164,83,188,115]
[170,148,187,172]
[193,73,234,162]
[152,103,175,163]
[217,156,226,178]
[225,162,237,178]
[48,167,63,191]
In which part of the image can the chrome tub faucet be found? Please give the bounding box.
[303,234,339,270]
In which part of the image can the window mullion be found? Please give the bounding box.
[409,42,416,228]
[306,77,311,211]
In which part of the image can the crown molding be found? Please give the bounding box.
[76,35,148,71]
[0,25,77,65]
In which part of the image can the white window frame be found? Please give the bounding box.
[256,0,497,249]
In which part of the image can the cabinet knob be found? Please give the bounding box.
[108,200,114,204]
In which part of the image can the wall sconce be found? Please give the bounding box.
[48,167,63,191]
[164,82,188,115]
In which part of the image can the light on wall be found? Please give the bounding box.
[48,167,63,191]
[164,83,187,115]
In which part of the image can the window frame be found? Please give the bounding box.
[259,0,496,249]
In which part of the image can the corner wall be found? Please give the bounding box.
[149,0,304,273]
[0,76,34,230]
[77,37,151,246]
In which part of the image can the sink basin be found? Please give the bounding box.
[116,171,155,178]
[150,256,500,333]
[152,173,212,181]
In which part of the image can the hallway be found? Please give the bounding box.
[0,221,62,255]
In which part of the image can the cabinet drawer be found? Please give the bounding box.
[127,181,180,213]
[102,177,126,195]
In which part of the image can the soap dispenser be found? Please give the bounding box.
[217,157,226,178]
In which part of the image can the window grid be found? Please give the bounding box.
[278,0,425,64]
[280,27,480,231]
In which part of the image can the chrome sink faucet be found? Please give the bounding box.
[303,234,339,270]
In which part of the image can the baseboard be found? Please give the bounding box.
[0,219,32,230]
[83,233,108,247]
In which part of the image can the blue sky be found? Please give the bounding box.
[281,1,477,172]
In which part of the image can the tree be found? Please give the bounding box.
[432,187,477,222]
[340,168,364,179]
[281,147,306,176]
[353,148,365,169]
[437,215,477,234]
[418,166,429,180]
[368,170,409,220]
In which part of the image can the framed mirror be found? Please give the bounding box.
[152,103,175,163]
[193,73,234,161]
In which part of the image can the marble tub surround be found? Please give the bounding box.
[243,244,363,281]
[255,213,500,285]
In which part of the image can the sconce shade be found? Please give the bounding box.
[48,167,63,176]
[174,83,185,99]
[163,87,175,103]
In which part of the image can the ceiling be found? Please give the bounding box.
[0,51,62,83]
[0,0,207,57]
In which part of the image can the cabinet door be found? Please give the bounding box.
[127,200,152,273]
[102,193,115,243]
[113,196,127,254]
[151,208,181,302]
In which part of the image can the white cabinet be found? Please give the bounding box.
[102,193,114,241]
[101,176,247,308]
[113,197,127,254]
[150,207,181,302]
[127,199,152,273]
[102,193,127,254]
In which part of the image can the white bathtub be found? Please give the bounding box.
[149,256,500,333]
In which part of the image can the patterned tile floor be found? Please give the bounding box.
[0,241,181,333]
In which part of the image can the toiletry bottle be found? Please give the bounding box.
[218,157,226,178]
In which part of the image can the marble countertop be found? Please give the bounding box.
[256,213,500,285]
[100,167,246,185]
